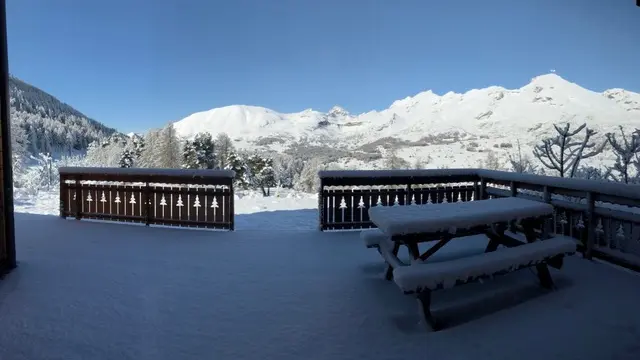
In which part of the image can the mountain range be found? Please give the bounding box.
[172,73,640,169]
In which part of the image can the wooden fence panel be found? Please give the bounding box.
[59,168,235,230]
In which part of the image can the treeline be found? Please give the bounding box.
[9,76,118,157]
[12,120,639,197]
[78,124,328,196]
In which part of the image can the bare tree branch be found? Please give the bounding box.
[532,122,605,178]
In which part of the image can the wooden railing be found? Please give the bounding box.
[318,169,640,271]
[59,167,235,230]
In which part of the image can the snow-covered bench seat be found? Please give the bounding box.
[393,236,577,331]
[360,229,390,249]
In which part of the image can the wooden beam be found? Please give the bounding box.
[0,0,16,275]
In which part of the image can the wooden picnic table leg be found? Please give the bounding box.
[521,216,556,288]
[385,242,401,281]
[485,222,507,252]
[416,290,442,331]
[406,242,421,260]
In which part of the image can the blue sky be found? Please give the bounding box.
[6,0,640,133]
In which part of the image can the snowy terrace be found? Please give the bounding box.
[1,167,640,359]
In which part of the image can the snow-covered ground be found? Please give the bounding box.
[1,211,640,360]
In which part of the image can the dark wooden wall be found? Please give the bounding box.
[0,0,16,277]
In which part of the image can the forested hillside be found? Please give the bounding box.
[9,75,118,157]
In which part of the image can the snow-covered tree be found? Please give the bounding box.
[182,140,199,169]
[138,129,161,168]
[245,153,276,196]
[157,124,182,168]
[225,150,249,189]
[10,116,30,179]
[573,165,609,181]
[478,150,503,170]
[605,127,640,184]
[508,139,537,174]
[193,132,215,169]
[85,137,127,167]
[215,133,234,169]
[271,154,305,189]
[382,147,409,169]
[31,152,55,190]
[295,157,343,193]
[119,149,135,168]
[533,123,605,178]
[139,124,182,168]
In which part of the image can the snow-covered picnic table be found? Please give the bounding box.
[364,196,577,331]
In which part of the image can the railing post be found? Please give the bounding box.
[509,181,518,232]
[144,181,151,226]
[542,185,553,237]
[59,173,67,218]
[318,175,325,231]
[585,191,595,260]
[74,175,82,220]
[479,178,487,200]
[509,181,517,197]
[229,180,235,231]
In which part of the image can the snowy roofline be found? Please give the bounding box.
[318,168,640,201]
[58,167,236,178]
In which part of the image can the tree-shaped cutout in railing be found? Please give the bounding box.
[193,195,201,218]
[129,193,136,215]
[176,195,184,219]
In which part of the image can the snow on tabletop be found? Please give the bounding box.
[369,197,553,236]
[393,237,577,292]
[58,166,235,178]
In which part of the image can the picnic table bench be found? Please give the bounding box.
[365,196,577,331]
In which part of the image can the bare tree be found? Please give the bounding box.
[605,127,640,184]
[215,133,234,169]
[478,150,503,170]
[508,139,537,173]
[532,123,605,178]
[383,147,409,169]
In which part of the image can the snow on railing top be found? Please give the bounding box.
[318,168,640,201]
[476,169,640,201]
[58,167,235,179]
[318,168,477,179]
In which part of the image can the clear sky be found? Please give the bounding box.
[6,0,640,133]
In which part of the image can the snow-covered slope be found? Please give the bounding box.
[172,74,639,168]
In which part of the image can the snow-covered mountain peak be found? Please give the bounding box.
[327,105,350,117]
[602,88,640,112]
[172,73,640,158]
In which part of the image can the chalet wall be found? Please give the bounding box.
[0,0,15,277]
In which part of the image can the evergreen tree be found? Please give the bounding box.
[245,153,276,196]
[119,150,135,168]
[182,140,199,169]
[225,150,249,189]
[193,132,216,169]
